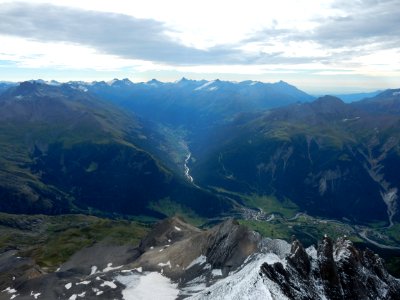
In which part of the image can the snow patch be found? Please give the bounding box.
[89,265,98,275]
[30,291,41,299]
[174,226,182,231]
[186,255,207,270]
[116,272,179,300]
[211,269,222,276]
[2,287,16,294]
[92,288,104,296]
[103,263,123,272]
[158,261,172,268]
[306,245,317,260]
[100,280,117,289]
[65,283,72,290]
[194,81,214,91]
[188,253,289,300]
[121,269,133,273]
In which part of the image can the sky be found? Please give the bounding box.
[0,0,399,93]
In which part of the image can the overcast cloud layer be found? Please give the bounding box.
[0,0,399,92]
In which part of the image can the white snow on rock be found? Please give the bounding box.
[68,295,77,300]
[2,287,16,294]
[92,288,104,296]
[90,265,98,275]
[100,280,117,289]
[211,269,222,277]
[77,291,86,297]
[158,261,172,268]
[30,291,41,299]
[188,253,289,300]
[65,283,72,290]
[194,81,214,91]
[116,272,179,300]
[77,280,91,285]
[121,269,133,273]
[103,262,123,272]
[186,255,207,270]
[174,226,182,231]
[306,245,317,260]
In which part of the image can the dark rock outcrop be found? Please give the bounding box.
[261,236,400,300]
[205,219,261,271]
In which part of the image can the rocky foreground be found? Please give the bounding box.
[1,217,399,299]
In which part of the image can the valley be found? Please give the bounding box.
[0,79,400,298]
[1,0,399,297]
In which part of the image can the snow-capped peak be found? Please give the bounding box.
[194,80,218,92]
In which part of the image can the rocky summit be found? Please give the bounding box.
[1,217,398,300]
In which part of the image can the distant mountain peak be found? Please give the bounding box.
[27,79,61,86]
[146,78,162,86]
[121,78,133,84]
[177,77,189,83]
[106,78,134,87]
[8,81,42,97]
[315,95,345,104]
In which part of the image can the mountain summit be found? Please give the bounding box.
[1,217,398,299]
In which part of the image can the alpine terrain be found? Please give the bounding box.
[0,79,400,300]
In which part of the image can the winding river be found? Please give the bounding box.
[184,152,194,183]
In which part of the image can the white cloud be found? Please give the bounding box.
[0,0,398,91]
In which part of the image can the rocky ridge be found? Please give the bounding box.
[0,217,399,300]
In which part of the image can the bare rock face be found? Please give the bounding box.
[205,219,261,272]
[138,216,201,253]
[134,217,262,280]
[260,236,400,300]
[0,250,43,290]
[1,218,399,300]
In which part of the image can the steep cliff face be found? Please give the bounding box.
[192,95,400,224]
[261,236,400,300]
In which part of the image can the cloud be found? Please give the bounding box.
[310,0,400,48]
[0,2,253,65]
[3,1,376,68]
[0,0,399,87]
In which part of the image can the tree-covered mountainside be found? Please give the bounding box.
[0,80,399,227]
[0,81,231,218]
[191,93,400,224]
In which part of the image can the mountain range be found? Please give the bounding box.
[1,78,400,297]
[0,81,231,219]
[0,79,399,225]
